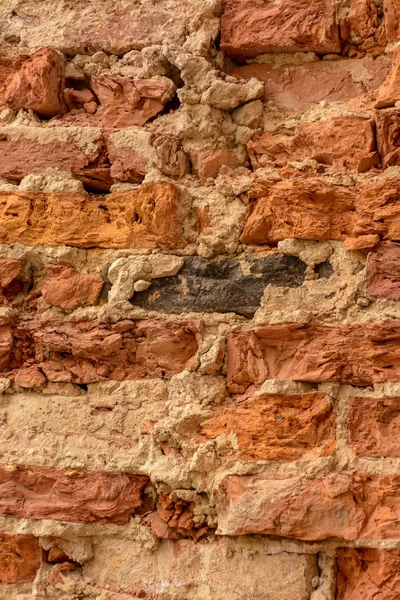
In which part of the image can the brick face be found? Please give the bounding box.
[0,533,41,583]
[349,396,400,457]
[227,323,400,393]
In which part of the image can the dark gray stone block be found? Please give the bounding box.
[131,254,306,318]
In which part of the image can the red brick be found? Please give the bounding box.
[366,243,400,301]
[217,472,400,540]
[227,322,400,394]
[221,0,340,60]
[231,58,391,113]
[0,464,149,524]
[240,175,400,246]
[0,184,185,250]
[349,396,400,457]
[337,548,400,600]
[248,116,377,173]
[384,0,400,42]
[0,128,112,191]
[199,392,335,461]
[0,533,41,584]
[1,318,199,385]
[375,108,400,165]
[4,48,66,117]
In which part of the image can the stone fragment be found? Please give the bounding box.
[227,322,400,394]
[343,234,380,250]
[217,472,400,540]
[375,108,400,166]
[240,175,400,245]
[107,142,148,184]
[82,537,317,600]
[232,100,263,128]
[131,255,306,318]
[384,0,400,42]
[5,48,66,117]
[336,548,400,600]
[200,392,334,461]
[367,243,400,300]
[349,396,400,457]
[0,533,41,584]
[232,57,391,113]
[0,464,149,524]
[151,134,190,178]
[193,149,240,183]
[0,126,112,191]
[221,0,340,60]
[201,78,264,110]
[34,261,104,311]
[90,75,175,127]
[2,318,199,384]
[0,183,185,249]
[146,495,203,540]
[248,117,377,173]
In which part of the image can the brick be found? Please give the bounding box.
[231,57,391,113]
[90,75,175,128]
[199,392,334,461]
[32,261,104,311]
[227,322,400,394]
[4,48,66,117]
[0,126,112,191]
[337,548,400,600]
[0,381,168,468]
[375,53,400,108]
[217,472,400,541]
[131,255,307,318]
[341,0,386,56]
[0,533,41,584]
[0,183,185,250]
[384,0,400,42]
[193,149,240,183]
[240,175,400,246]
[0,464,149,524]
[0,1,201,58]
[221,0,340,60]
[248,116,377,173]
[1,318,199,385]
[349,396,400,457]
[82,537,318,600]
[375,108,400,166]
[366,243,400,301]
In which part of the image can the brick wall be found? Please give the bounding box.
[0,0,400,598]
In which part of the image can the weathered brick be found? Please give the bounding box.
[0,126,112,191]
[349,396,400,457]
[131,255,307,318]
[0,464,149,524]
[1,318,200,385]
[248,117,378,173]
[232,57,391,113]
[375,53,400,108]
[375,108,400,166]
[4,48,66,117]
[366,243,400,301]
[241,175,400,245]
[217,472,400,540]
[341,0,386,56]
[0,183,185,249]
[0,533,41,584]
[199,392,335,461]
[384,0,400,42]
[221,0,340,60]
[336,548,400,600]
[227,322,400,394]
[82,537,318,600]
